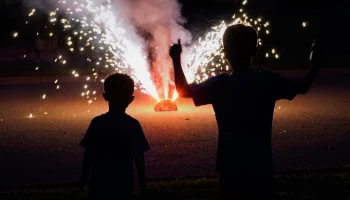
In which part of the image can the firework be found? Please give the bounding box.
[182,1,277,84]
[18,0,277,106]
[26,0,160,102]
[154,99,178,112]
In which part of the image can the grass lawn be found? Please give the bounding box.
[1,169,350,200]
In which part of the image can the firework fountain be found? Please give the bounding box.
[19,0,278,111]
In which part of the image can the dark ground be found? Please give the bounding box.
[0,69,350,186]
[1,169,350,200]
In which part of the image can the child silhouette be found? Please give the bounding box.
[79,73,150,200]
[170,24,321,199]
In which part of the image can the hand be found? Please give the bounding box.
[309,32,322,65]
[169,39,182,60]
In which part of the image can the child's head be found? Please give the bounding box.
[223,24,258,70]
[103,73,135,109]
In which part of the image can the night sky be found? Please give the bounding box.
[0,0,349,65]
[180,0,350,57]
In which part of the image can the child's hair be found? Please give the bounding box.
[223,24,258,56]
[104,73,134,98]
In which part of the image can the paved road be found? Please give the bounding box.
[0,69,350,186]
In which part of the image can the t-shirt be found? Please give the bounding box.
[80,112,150,190]
[190,68,300,175]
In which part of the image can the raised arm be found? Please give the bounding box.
[270,34,323,101]
[169,39,228,106]
[170,39,192,97]
[298,34,322,94]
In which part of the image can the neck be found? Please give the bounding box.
[108,102,126,113]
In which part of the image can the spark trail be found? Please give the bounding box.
[19,0,279,104]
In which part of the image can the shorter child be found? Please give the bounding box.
[79,73,150,200]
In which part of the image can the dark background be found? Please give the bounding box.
[0,0,349,72]
[180,0,350,57]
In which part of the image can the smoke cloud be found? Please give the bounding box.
[24,0,192,99]
[115,0,192,98]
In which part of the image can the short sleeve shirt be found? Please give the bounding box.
[190,69,300,174]
[80,112,150,185]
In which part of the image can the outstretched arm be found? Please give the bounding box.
[170,39,192,97]
[272,34,323,101]
[298,63,319,94]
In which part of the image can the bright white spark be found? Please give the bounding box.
[26,0,274,103]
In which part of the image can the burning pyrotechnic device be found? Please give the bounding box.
[154,99,178,112]
[18,0,277,108]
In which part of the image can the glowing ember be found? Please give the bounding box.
[302,21,308,28]
[12,32,19,38]
[154,99,178,112]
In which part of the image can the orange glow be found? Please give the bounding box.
[164,88,169,100]
[154,99,177,112]
[171,91,179,102]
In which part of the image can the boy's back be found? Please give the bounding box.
[80,111,150,199]
[170,24,320,199]
[191,69,298,175]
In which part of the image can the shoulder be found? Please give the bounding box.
[191,73,230,89]
[91,114,106,123]
[124,114,141,126]
[124,115,144,134]
[205,73,230,84]
[88,114,110,127]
